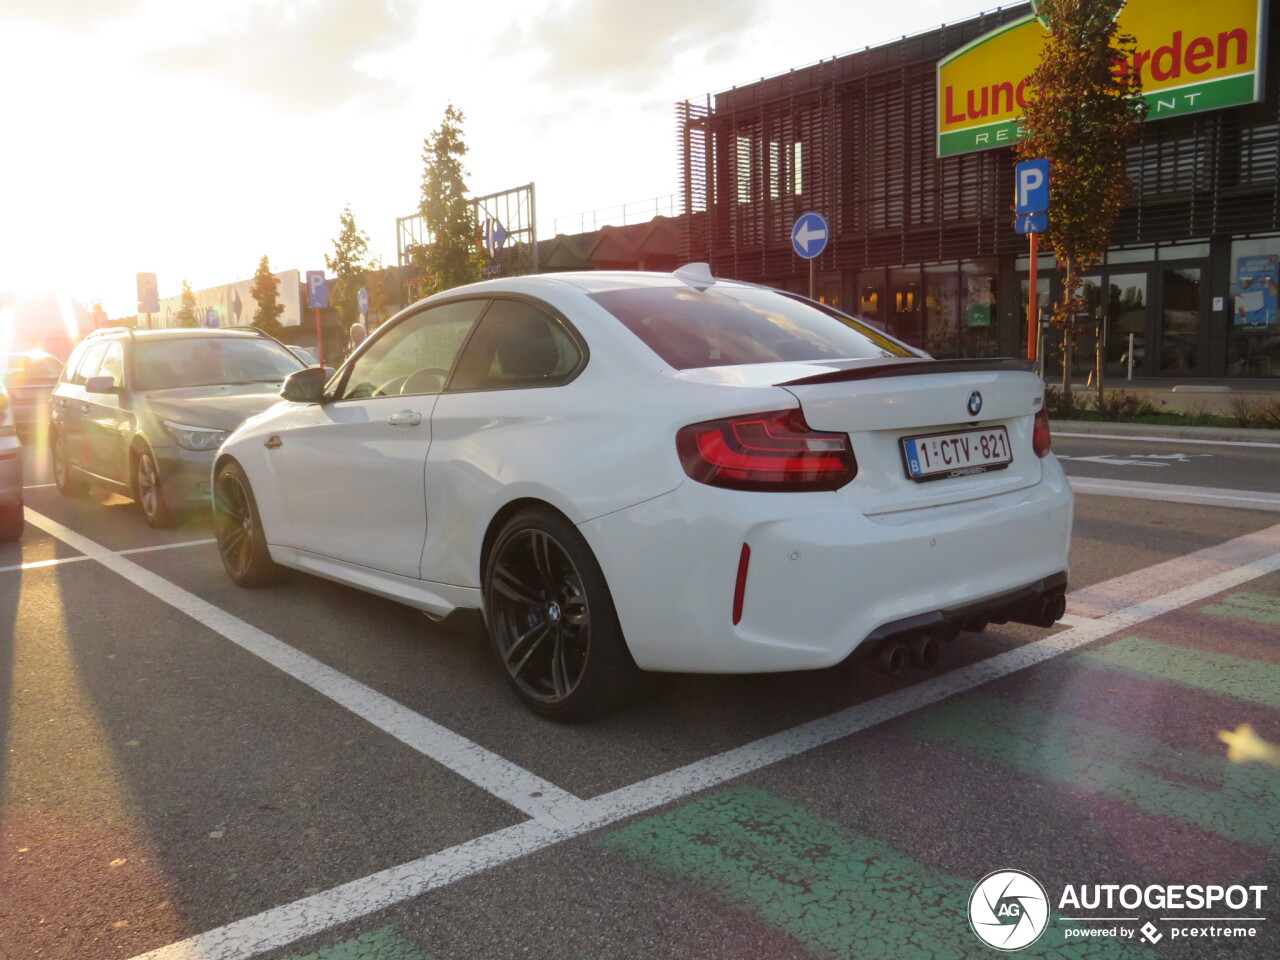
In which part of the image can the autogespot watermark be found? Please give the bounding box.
[969,870,1268,951]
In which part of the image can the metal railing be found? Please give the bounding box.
[544,194,679,238]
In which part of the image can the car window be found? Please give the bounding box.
[589,284,913,370]
[132,337,304,390]
[69,342,109,386]
[449,299,582,392]
[340,299,486,400]
[61,341,94,384]
[96,341,125,385]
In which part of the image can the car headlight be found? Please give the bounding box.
[160,419,229,451]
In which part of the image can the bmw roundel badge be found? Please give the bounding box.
[967,391,983,417]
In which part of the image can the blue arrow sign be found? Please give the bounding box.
[484,218,508,258]
[791,212,829,260]
[1015,213,1049,234]
[357,287,369,316]
[1015,159,1050,214]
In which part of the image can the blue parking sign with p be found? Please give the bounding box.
[1015,159,1050,215]
[306,270,328,309]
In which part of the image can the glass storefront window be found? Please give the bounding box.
[1105,273,1148,378]
[924,265,960,358]
[1157,241,1211,260]
[1227,236,1280,378]
[854,269,885,330]
[960,259,999,358]
[889,268,922,346]
[1160,267,1201,373]
[1105,247,1154,264]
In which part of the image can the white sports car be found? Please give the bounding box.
[213,265,1072,719]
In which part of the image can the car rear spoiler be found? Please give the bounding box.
[780,357,1036,387]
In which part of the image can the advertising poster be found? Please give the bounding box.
[965,275,993,327]
[1234,254,1279,329]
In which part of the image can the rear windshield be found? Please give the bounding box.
[133,337,304,390]
[589,284,912,370]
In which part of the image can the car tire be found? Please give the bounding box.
[52,432,88,496]
[133,448,176,529]
[212,460,284,587]
[483,506,640,721]
[0,499,22,543]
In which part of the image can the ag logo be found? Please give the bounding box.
[969,869,1049,951]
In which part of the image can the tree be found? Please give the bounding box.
[325,205,370,332]
[414,104,483,298]
[365,256,392,329]
[1015,0,1146,398]
[175,278,199,328]
[249,255,285,336]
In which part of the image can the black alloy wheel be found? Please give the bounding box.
[484,507,638,720]
[212,461,283,587]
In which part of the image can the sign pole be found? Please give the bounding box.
[1028,231,1039,364]
[314,307,324,366]
[305,270,330,367]
[791,211,829,301]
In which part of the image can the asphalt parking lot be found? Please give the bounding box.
[3,431,1279,960]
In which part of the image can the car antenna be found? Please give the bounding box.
[673,262,716,291]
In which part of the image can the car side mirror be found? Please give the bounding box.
[84,376,119,394]
[281,366,330,403]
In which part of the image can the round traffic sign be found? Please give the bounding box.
[791,212,829,260]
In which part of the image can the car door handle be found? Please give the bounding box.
[386,411,422,426]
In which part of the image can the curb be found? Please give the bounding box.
[1049,419,1280,444]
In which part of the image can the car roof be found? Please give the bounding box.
[85,327,279,342]
[413,268,760,312]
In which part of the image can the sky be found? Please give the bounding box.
[0,0,1000,319]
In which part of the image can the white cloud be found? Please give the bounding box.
[497,0,765,94]
[0,0,139,30]
[146,0,417,113]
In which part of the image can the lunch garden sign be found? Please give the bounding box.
[936,0,1267,157]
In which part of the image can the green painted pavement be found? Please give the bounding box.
[1201,592,1280,629]
[279,924,429,960]
[899,693,1280,851]
[1078,635,1280,709]
[602,785,1149,959]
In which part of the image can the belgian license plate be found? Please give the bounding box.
[901,426,1012,482]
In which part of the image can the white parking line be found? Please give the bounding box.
[1069,477,1280,512]
[1068,520,1280,619]
[0,536,217,574]
[1054,431,1280,448]
[21,509,579,822]
[123,519,1280,960]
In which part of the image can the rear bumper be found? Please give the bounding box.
[581,459,1073,673]
[0,439,23,505]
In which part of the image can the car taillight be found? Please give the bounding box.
[676,408,857,491]
[1033,406,1052,458]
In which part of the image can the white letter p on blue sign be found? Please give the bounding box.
[1015,159,1050,215]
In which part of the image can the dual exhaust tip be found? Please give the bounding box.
[871,628,947,677]
[868,588,1067,677]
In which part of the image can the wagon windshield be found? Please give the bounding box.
[134,337,304,390]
